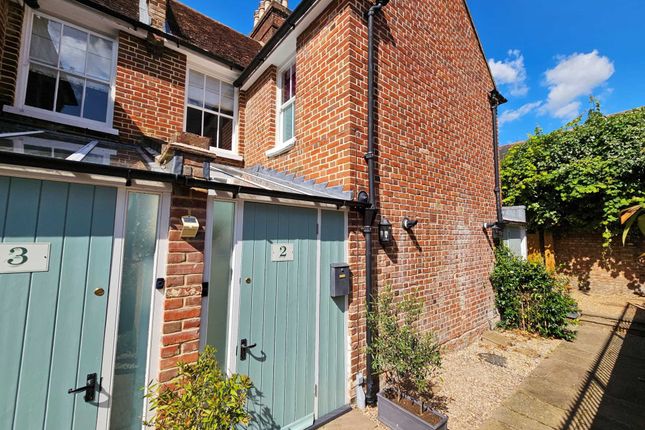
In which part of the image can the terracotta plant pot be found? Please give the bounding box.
[377,392,448,430]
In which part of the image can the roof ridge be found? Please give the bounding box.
[169,0,258,43]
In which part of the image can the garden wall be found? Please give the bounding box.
[553,231,644,295]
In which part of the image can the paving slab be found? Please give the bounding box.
[503,391,568,429]
[320,409,380,430]
[482,330,515,348]
[490,406,553,430]
[479,304,645,430]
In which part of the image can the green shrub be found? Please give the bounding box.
[367,286,441,408]
[491,246,578,340]
[144,345,251,429]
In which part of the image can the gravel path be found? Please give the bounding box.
[435,330,561,430]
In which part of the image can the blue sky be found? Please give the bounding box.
[182,0,645,145]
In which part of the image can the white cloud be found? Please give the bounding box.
[499,101,543,125]
[541,50,614,119]
[488,49,529,97]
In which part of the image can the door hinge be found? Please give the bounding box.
[314,384,318,397]
[201,281,209,297]
[316,223,319,235]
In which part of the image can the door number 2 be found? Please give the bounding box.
[271,243,294,262]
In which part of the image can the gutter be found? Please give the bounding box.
[234,0,318,87]
[69,0,246,70]
[0,152,365,209]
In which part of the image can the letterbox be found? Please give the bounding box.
[330,263,351,297]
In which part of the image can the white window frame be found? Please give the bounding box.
[269,60,296,157]
[184,66,241,161]
[4,8,119,135]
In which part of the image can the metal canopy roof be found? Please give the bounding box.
[0,122,358,208]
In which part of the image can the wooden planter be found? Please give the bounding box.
[377,392,448,430]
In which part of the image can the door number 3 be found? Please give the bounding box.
[7,247,29,266]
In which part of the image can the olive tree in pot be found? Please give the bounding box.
[368,287,447,430]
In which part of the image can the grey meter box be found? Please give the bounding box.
[330,263,351,297]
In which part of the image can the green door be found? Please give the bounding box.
[0,177,117,430]
[317,210,347,417]
[238,202,317,430]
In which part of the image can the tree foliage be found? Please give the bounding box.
[501,102,645,244]
[144,346,251,430]
[490,247,578,340]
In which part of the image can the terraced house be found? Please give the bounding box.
[0,0,503,428]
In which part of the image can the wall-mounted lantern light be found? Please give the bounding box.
[378,217,393,246]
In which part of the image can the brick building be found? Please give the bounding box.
[0,0,501,428]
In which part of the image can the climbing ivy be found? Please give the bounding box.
[501,102,645,245]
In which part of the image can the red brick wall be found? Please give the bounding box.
[158,186,208,383]
[0,0,22,107]
[114,31,186,144]
[241,0,499,386]
[241,0,355,190]
[554,231,645,295]
[353,0,498,360]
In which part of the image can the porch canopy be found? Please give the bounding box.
[0,121,358,208]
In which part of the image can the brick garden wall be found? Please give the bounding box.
[554,231,645,295]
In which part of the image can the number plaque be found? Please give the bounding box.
[271,243,294,262]
[0,243,50,274]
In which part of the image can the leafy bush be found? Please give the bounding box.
[491,246,578,340]
[501,102,645,245]
[367,286,441,407]
[144,345,252,429]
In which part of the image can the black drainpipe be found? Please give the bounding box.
[487,89,507,230]
[363,0,389,407]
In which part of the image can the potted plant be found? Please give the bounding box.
[368,287,447,430]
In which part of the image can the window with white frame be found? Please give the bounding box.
[278,63,296,146]
[185,70,235,152]
[22,13,116,125]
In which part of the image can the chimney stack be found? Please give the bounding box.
[147,0,167,30]
[251,0,290,44]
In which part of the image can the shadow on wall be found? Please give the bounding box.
[558,302,645,429]
[553,231,645,296]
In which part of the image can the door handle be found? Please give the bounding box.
[68,373,100,402]
[239,338,257,361]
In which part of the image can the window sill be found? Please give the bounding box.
[211,148,243,162]
[3,105,119,136]
[266,140,295,158]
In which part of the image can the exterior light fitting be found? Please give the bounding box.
[378,217,393,246]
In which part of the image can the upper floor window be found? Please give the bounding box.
[18,13,116,128]
[278,63,296,146]
[185,70,235,152]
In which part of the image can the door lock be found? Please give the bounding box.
[239,338,257,361]
[68,373,100,402]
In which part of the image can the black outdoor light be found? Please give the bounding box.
[402,217,418,231]
[378,217,393,246]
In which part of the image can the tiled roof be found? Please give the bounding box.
[78,0,261,69]
[166,0,262,68]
